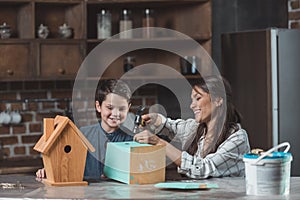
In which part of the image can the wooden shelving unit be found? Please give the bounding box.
[0,0,212,81]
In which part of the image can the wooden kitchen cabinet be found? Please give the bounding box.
[0,0,211,81]
[86,0,211,40]
[0,1,34,39]
[36,40,85,79]
[0,40,34,80]
[85,0,212,79]
[34,1,84,39]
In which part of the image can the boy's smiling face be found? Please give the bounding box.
[96,93,130,133]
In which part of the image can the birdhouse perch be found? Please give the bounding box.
[34,115,95,186]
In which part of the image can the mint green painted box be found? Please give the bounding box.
[104,141,166,184]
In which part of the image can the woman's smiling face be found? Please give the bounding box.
[96,93,130,133]
[190,85,214,123]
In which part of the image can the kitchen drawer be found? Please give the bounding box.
[0,41,34,81]
[37,40,85,79]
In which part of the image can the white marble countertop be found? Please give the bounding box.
[0,174,299,199]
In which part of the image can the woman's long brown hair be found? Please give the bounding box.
[187,76,242,157]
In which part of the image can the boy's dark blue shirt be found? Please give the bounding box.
[80,121,133,180]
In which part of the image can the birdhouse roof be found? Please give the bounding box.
[34,115,95,154]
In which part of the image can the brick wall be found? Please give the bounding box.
[0,80,158,162]
[289,0,300,28]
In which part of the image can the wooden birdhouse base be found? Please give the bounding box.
[43,179,88,186]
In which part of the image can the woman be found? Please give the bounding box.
[134,76,250,179]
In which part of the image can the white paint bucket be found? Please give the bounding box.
[243,142,293,196]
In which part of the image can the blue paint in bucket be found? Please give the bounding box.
[243,142,293,195]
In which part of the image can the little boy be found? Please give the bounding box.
[81,79,133,180]
[36,79,133,181]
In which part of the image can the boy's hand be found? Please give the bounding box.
[35,168,46,182]
[100,174,109,180]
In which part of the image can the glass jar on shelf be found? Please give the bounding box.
[97,9,112,39]
[58,23,73,39]
[119,9,133,39]
[123,56,136,72]
[142,8,154,38]
[0,22,12,39]
[37,24,49,39]
[180,56,199,75]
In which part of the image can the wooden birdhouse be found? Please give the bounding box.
[104,141,166,184]
[34,115,95,186]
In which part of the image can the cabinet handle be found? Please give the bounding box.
[58,68,66,75]
[7,69,14,76]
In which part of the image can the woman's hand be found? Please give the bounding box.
[142,113,162,127]
[141,113,164,135]
[134,130,165,145]
[35,168,46,181]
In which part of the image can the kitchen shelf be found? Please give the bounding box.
[34,1,84,39]
[0,1,33,39]
[0,0,212,81]
[87,37,210,43]
[86,74,202,81]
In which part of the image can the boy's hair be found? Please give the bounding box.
[95,79,131,105]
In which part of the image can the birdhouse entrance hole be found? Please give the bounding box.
[64,145,71,153]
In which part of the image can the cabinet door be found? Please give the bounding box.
[0,1,34,39]
[37,41,84,79]
[0,41,34,80]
